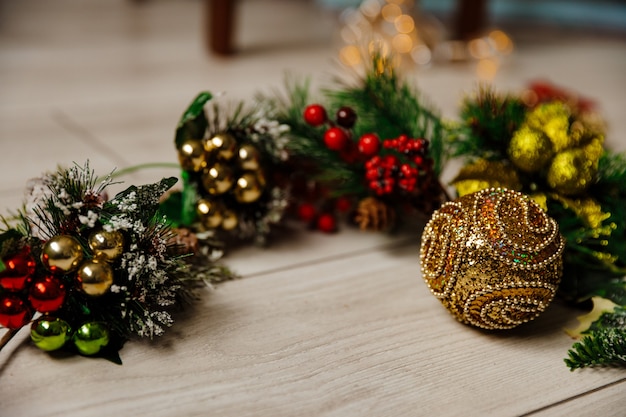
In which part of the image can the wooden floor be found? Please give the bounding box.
[1,1,625,416]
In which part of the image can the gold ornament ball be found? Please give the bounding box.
[233,172,265,203]
[76,258,114,296]
[178,139,207,172]
[196,199,223,229]
[508,126,554,173]
[202,163,234,195]
[220,209,239,231]
[238,144,262,171]
[420,188,564,330]
[547,148,597,195]
[205,133,237,161]
[41,235,84,274]
[88,230,125,261]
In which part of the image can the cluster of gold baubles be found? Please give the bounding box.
[177,132,266,230]
[41,230,125,297]
[508,102,604,195]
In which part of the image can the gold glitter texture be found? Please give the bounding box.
[420,188,564,329]
[452,159,522,197]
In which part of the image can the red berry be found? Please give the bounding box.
[323,127,349,151]
[335,197,352,213]
[358,133,380,156]
[316,213,337,233]
[297,203,317,223]
[303,104,328,127]
[336,106,357,128]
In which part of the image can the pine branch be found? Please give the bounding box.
[565,327,626,370]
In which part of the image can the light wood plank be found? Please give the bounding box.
[1,241,623,416]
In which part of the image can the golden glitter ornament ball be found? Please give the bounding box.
[420,188,565,329]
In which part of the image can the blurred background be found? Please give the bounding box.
[0,0,625,213]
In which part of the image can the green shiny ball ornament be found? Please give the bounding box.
[202,163,234,195]
[41,235,84,274]
[73,322,110,356]
[233,173,264,203]
[30,316,72,351]
[178,139,207,172]
[196,199,223,228]
[88,230,124,261]
[237,144,262,171]
[205,133,237,161]
[76,258,114,296]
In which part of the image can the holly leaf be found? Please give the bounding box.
[175,91,213,148]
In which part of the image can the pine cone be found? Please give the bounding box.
[354,197,396,231]
[168,227,199,256]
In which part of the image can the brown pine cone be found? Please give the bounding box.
[354,197,396,231]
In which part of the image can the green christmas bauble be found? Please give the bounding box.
[73,322,110,356]
[30,316,72,351]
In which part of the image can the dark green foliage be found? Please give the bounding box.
[565,307,626,370]
[175,91,212,148]
[453,85,527,160]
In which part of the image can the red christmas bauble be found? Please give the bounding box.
[303,104,328,127]
[0,293,33,329]
[28,276,66,313]
[297,203,317,223]
[316,213,337,233]
[324,127,349,151]
[336,106,357,128]
[0,246,36,291]
[358,133,380,156]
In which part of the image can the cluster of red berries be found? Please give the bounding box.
[303,104,357,152]
[364,135,431,196]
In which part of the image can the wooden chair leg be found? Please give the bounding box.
[207,0,235,55]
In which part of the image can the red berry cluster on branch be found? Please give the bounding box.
[303,104,357,153]
[364,134,432,196]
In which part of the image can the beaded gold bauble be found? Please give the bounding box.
[202,163,234,195]
[420,188,564,330]
[76,258,114,296]
[41,235,84,274]
[177,139,207,172]
[88,230,124,261]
